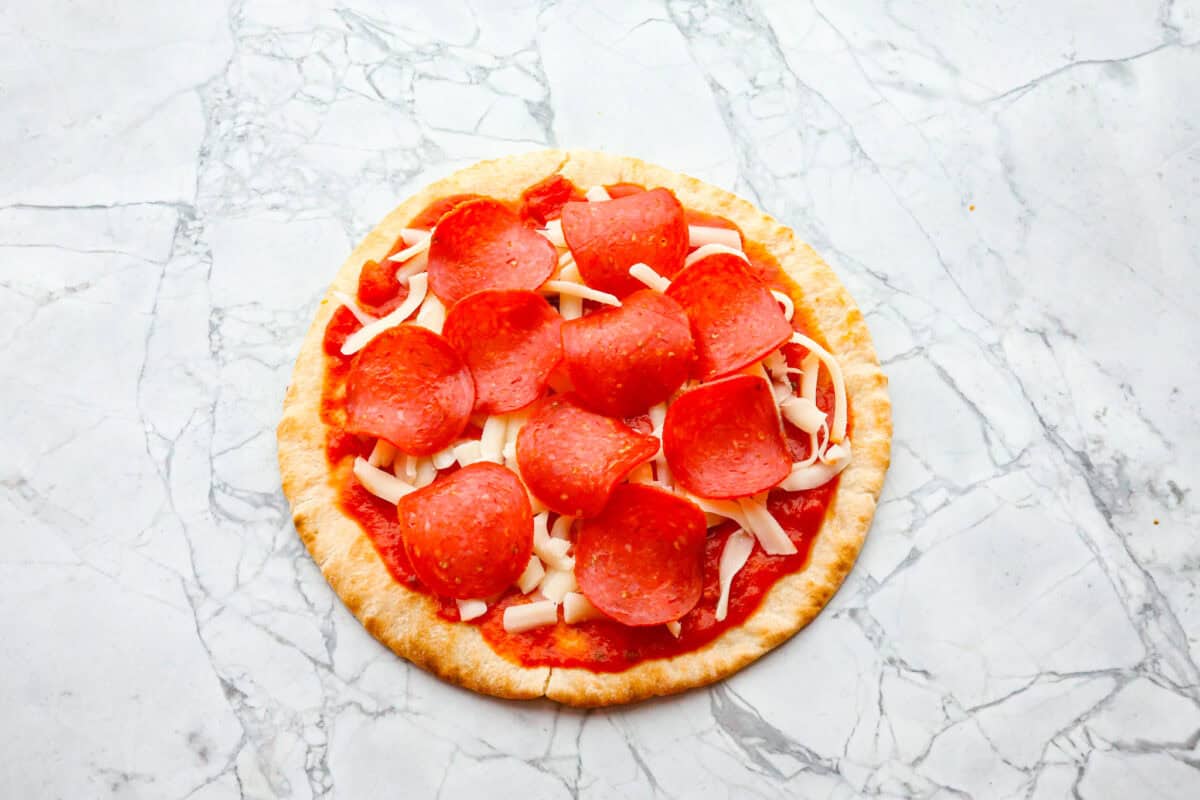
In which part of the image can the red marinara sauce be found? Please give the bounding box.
[318,184,848,672]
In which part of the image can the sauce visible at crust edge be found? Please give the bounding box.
[319,184,850,672]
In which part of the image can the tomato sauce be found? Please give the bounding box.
[319,184,846,671]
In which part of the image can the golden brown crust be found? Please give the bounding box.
[277,150,891,707]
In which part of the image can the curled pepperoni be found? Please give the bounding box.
[398,463,533,599]
[561,290,694,417]
[516,396,659,517]
[575,483,707,626]
[663,374,791,498]
[427,198,558,306]
[561,188,689,298]
[520,174,583,225]
[666,252,792,380]
[442,290,563,414]
[345,325,474,455]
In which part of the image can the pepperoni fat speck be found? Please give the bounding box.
[398,463,534,599]
[663,374,791,498]
[562,289,694,417]
[345,325,474,455]
[442,289,563,415]
[427,198,558,306]
[575,483,707,626]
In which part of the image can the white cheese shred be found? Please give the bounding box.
[431,443,459,471]
[453,439,483,467]
[558,294,583,320]
[585,185,612,202]
[341,273,429,355]
[413,293,446,334]
[687,225,742,250]
[770,289,795,321]
[629,262,671,293]
[779,440,853,491]
[353,457,416,505]
[539,569,578,604]
[332,291,377,327]
[558,251,580,279]
[367,439,396,468]
[503,600,559,633]
[716,530,756,621]
[563,592,604,624]
[516,555,546,594]
[387,229,432,263]
[538,219,566,248]
[479,415,507,464]
[737,497,797,556]
[683,242,749,269]
[550,515,574,540]
[400,228,431,247]
[791,332,847,444]
[413,457,437,488]
[456,598,488,622]
[627,462,655,484]
[401,454,419,483]
[685,491,749,530]
[780,396,826,434]
[543,280,621,307]
[665,621,682,638]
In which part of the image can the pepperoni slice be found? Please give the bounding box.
[427,198,558,306]
[561,188,689,298]
[561,290,694,417]
[442,290,563,414]
[516,396,659,517]
[603,182,644,199]
[666,252,792,380]
[345,325,474,455]
[407,193,486,230]
[398,463,533,599]
[663,374,791,498]
[575,483,706,626]
[520,174,583,225]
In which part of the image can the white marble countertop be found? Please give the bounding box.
[3,1,1198,798]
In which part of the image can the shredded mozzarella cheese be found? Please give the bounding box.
[456,599,488,621]
[562,592,604,624]
[387,229,432,263]
[367,439,396,468]
[716,530,756,621]
[503,601,558,633]
[516,555,545,594]
[791,333,847,444]
[687,225,742,249]
[683,242,749,269]
[629,262,671,292]
[586,185,612,202]
[542,280,621,306]
[538,219,566,248]
[737,496,797,555]
[770,289,794,321]
[413,293,446,334]
[353,457,416,505]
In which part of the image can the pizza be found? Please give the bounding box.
[277,150,891,706]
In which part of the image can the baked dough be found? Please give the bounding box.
[277,150,892,706]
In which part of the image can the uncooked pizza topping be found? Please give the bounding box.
[318,172,856,670]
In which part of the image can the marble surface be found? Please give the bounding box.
[2,1,1198,797]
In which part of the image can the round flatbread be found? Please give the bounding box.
[278,150,892,706]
